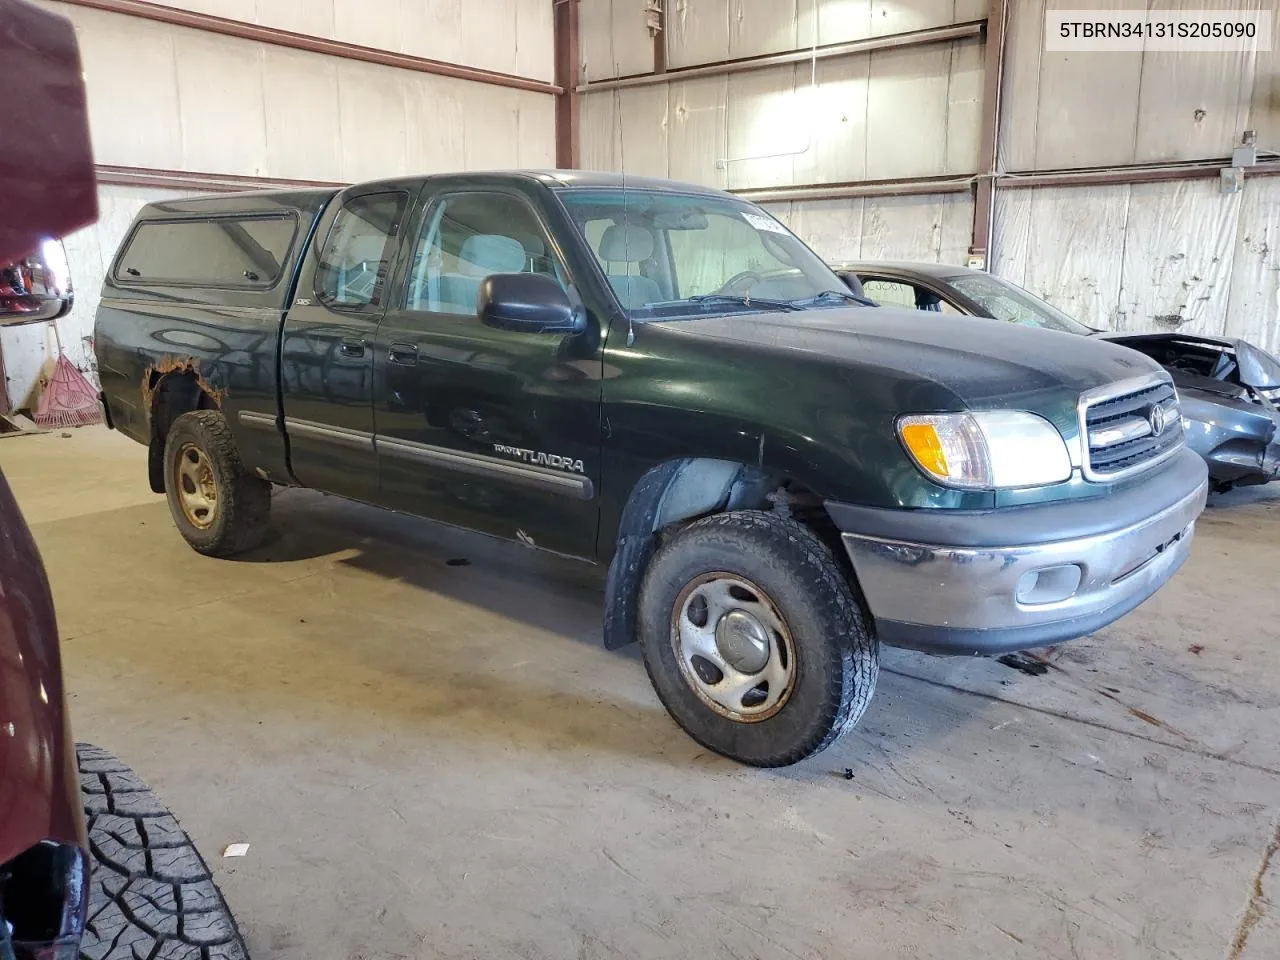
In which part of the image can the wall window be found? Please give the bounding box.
[315,192,408,308]
[406,192,566,315]
[115,216,296,287]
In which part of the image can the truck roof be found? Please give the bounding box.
[133,171,735,214]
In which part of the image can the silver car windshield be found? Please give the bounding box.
[557,188,852,319]
[947,273,1095,335]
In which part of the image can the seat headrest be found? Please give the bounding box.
[599,224,654,263]
[459,234,527,276]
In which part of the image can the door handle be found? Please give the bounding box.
[340,337,366,358]
[388,342,419,365]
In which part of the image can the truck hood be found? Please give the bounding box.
[653,306,1163,412]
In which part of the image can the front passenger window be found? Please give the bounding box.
[406,193,566,316]
[315,192,407,308]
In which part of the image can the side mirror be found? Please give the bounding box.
[478,273,584,335]
[0,238,74,327]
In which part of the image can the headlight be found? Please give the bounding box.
[898,411,1072,490]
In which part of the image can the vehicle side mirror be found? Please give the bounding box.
[478,273,584,335]
[0,238,74,327]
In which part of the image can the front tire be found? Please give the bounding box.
[638,510,878,767]
[163,410,270,557]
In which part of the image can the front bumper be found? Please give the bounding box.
[831,448,1209,655]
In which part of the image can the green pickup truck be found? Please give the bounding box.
[96,171,1208,766]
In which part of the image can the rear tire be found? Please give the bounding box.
[77,744,249,960]
[163,410,270,557]
[638,510,878,767]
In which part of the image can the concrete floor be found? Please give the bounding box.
[4,426,1278,960]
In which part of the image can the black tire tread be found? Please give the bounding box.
[164,410,270,557]
[76,744,249,960]
[640,510,878,767]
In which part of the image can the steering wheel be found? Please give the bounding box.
[717,270,764,296]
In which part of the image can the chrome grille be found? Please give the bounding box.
[1080,377,1183,481]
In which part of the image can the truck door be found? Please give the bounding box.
[372,187,603,559]
[280,185,411,502]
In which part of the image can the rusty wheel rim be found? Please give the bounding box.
[175,442,218,529]
[669,572,797,723]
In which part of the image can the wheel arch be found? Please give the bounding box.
[146,370,218,493]
[603,457,848,650]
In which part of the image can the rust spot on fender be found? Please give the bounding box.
[141,354,225,417]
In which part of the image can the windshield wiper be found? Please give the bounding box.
[788,289,878,308]
[645,294,803,313]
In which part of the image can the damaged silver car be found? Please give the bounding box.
[834,261,1280,492]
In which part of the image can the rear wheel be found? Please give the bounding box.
[163,410,270,556]
[77,744,249,960]
[638,510,878,767]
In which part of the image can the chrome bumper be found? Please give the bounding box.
[840,477,1208,655]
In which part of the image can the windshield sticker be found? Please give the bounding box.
[742,211,790,235]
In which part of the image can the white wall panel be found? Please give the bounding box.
[793,55,871,185]
[459,0,523,79]
[592,34,980,188]
[404,74,467,173]
[730,0,800,60]
[865,45,952,178]
[1003,0,1265,170]
[669,0,731,69]
[870,0,973,37]
[70,8,184,169]
[724,67,801,189]
[332,0,398,52]
[336,62,410,182]
[516,93,558,168]
[992,184,1130,329]
[996,0,1044,171]
[992,178,1280,341]
[945,38,984,175]
[261,0,335,38]
[783,198,867,262]
[516,0,557,85]
[1247,10,1280,147]
[173,32,268,176]
[42,1,555,184]
[262,48,343,181]
[814,0,871,45]
[119,0,554,82]
[1224,178,1280,354]
[668,76,730,186]
[582,0,658,79]
[1116,180,1240,335]
[780,193,974,264]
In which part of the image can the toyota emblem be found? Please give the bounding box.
[1149,403,1168,436]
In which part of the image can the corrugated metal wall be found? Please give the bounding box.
[2,0,556,412]
[111,0,555,82]
[578,0,1280,344]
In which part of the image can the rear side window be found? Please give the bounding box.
[115,216,296,287]
[314,192,408,309]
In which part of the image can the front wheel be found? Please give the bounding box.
[163,410,270,557]
[638,510,878,767]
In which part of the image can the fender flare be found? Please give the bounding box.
[602,458,768,650]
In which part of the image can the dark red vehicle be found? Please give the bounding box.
[0,3,97,955]
[2,6,250,958]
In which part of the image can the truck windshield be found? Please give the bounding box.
[557,188,851,319]
[945,273,1096,335]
